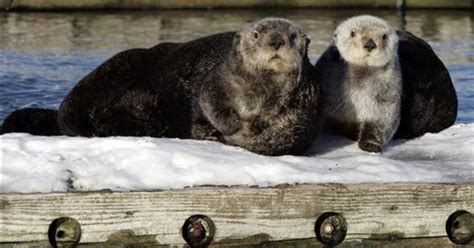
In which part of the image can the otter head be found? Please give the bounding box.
[334,15,398,67]
[234,18,310,73]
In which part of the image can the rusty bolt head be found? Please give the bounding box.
[48,217,81,248]
[446,210,473,245]
[315,212,347,246]
[182,215,215,247]
[323,223,335,234]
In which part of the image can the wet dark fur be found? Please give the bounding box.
[1,108,60,135]
[1,31,321,155]
[394,30,457,138]
[1,34,232,137]
[57,33,235,139]
[315,30,457,140]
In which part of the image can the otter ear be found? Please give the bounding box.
[233,33,241,47]
[333,32,338,42]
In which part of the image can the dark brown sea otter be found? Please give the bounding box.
[1,18,322,156]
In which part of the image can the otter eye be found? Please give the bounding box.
[253,31,259,39]
[382,34,388,40]
[290,33,297,40]
[350,31,356,37]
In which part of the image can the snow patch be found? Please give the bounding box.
[1,124,473,193]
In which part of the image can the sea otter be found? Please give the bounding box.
[315,15,402,153]
[53,18,321,155]
[197,18,321,155]
[315,15,457,151]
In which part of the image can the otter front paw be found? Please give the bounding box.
[206,130,225,142]
[249,119,269,135]
[216,111,241,135]
[219,122,240,136]
[358,140,382,153]
[358,122,384,153]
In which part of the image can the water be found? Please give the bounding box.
[1,9,472,123]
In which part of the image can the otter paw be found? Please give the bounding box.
[358,140,382,153]
[206,130,224,142]
[220,120,241,135]
[249,119,269,135]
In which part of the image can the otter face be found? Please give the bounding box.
[236,18,309,73]
[334,15,398,67]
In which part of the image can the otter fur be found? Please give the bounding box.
[316,15,402,153]
[52,18,322,155]
[394,30,457,139]
[1,108,60,135]
[198,18,321,155]
[315,16,458,150]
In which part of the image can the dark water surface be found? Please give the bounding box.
[1,9,472,123]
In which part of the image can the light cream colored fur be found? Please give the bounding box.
[335,15,399,67]
[323,15,402,149]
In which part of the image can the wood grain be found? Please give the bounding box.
[1,183,472,246]
[3,0,472,10]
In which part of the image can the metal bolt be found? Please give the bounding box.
[446,210,473,245]
[48,217,81,248]
[323,223,335,234]
[182,215,215,247]
[315,212,347,246]
[192,224,203,238]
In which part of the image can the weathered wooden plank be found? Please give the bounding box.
[1,236,470,247]
[0,183,472,246]
[0,237,469,247]
[1,0,472,10]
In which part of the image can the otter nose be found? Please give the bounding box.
[268,35,285,50]
[364,39,377,52]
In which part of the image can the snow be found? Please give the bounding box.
[1,124,473,193]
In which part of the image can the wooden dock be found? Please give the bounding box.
[1,183,472,246]
[1,0,472,10]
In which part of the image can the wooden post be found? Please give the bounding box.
[397,0,407,31]
[397,0,406,10]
